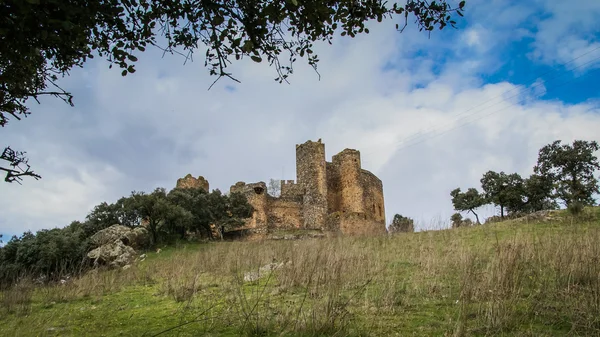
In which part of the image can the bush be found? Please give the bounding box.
[389,214,415,233]
[567,201,585,216]
[0,222,90,286]
[452,213,474,228]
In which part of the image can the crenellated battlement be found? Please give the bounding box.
[280,179,303,198]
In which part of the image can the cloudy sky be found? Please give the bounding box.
[2,0,600,238]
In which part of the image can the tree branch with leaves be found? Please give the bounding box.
[450,187,485,224]
[0,0,467,183]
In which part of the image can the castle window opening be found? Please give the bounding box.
[254,187,264,194]
[378,205,382,217]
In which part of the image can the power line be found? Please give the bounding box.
[365,67,598,158]
[364,51,600,157]
[361,50,600,160]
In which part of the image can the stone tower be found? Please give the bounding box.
[332,149,364,214]
[296,139,328,229]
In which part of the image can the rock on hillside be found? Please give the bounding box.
[90,225,149,249]
[87,225,150,268]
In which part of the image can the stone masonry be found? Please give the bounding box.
[229,139,386,235]
[176,174,210,192]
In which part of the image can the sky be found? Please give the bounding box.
[1,0,600,239]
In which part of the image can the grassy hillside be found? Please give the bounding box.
[2,208,600,336]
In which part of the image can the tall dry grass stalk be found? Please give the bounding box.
[3,215,600,336]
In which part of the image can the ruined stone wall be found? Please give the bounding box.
[332,149,364,214]
[325,162,341,213]
[267,197,303,229]
[325,211,386,236]
[360,169,386,224]
[219,139,386,237]
[176,174,209,191]
[230,181,268,228]
[296,140,328,229]
[339,212,387,236]
[280,180,303,198]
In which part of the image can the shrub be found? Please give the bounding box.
[389,214,415,233]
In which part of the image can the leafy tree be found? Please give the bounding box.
[84,201,121,236]
[520,174,557,213]
[220,190,254,230]
[168,187,214,237]
[450,212,474,228]
[1,0,467,183]
[533,140,600,207]
[480,171,525,218]
[168,187,253,239]
[82,196,147,237]
[388,214,414,233]
[130,188,190,244]
[0,223,89,285]
[450,212,462,228]
[450,187,485,224]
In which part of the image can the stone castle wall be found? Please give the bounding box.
[267,196,303,229]
[296,140,328,229]
[360,170,386,224]
[230,181,268,228]
[176,174,209,191]
[281,180,303,198]
[215,139,387,236]
[331,149,365,214]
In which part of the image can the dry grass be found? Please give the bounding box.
[1,209,600,336]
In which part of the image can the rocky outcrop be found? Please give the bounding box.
[512,210,561,223]
[87,225,150,268]
[90,225,149,249]
[88,241,136,268]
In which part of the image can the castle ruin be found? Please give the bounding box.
[176,174,210,191]
[230,139,387,235]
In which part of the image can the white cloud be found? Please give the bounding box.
[1,1,600,236]
[529,0,600,69]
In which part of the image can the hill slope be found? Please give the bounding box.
[2,208,600,336]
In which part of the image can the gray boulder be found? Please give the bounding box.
[87,241,136,268]
[90,225,131,246]
[87,224,150,269]
[90,224,150,249]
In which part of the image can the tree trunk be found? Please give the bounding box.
[571,172,578,206]
[470,209,481,224]
[150,219,157,245]
[500,205,504,218]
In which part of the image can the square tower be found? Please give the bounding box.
[296,139,328,228]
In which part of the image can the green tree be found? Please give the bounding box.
[480,171,525,218]
[168,187,253,239]
[223,191,254,228]
[450,187,485,224]
[130,188,190,244]
[0,223,89,284]
[450,212,463,228]
[1,0,467,183]
[388,214,415,233]
[520,174,557,213]
[82,197,144,237]
[533,140,600,207]
[84,201,121,236]
[168,187,214,237]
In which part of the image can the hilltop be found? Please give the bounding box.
[1,207,600,336]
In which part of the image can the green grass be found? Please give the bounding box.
[2,208,600,336]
